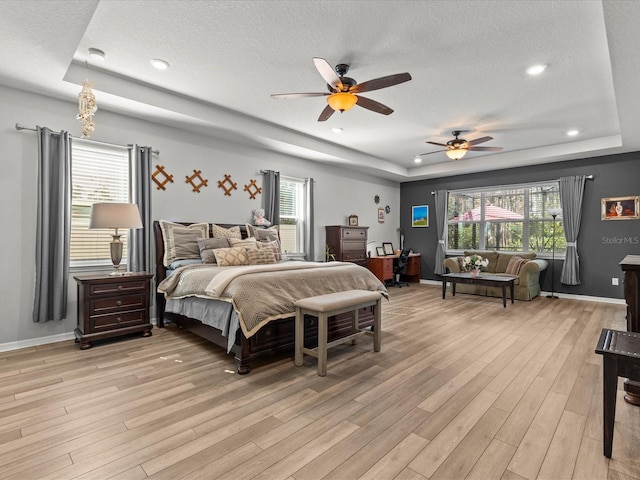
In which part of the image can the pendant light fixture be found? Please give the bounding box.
[76,61,97,138]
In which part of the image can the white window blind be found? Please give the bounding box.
[446,181,564,255]
[279,177,305,255]
[70,140,130,266]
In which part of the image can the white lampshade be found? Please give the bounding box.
[548,207,563,218]
[90,203,143,229]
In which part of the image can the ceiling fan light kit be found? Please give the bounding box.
[420,130,504,160]
[327,92,357,112]
[445,148,468,160]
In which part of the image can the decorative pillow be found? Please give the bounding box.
[212,224,242,239]
[213,247,250,266]
[228,237,259,250]
[169,258,203,270]
[506,255,529,275]
[198,237,230,264]
[246,224,280,243]
[159,220,209,267]
[257,239,282,261]
[247,248,277,265]
[456,256,466,270]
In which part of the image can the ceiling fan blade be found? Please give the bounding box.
[426,141,448,147]
[467,136,493,146]
[356,95,393,115]
[313,57,343,91]
[418,150,446,156]
[351,72,412,94]
[467,146,504,152]
[317,104,335,122]
[271,92,329,99]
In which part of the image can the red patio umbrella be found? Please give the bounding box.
[451,204,523,221]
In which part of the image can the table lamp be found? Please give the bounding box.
[89,203,143,275]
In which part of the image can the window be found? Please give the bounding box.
[279,176,306,256]
[70,140,130,266]
[446,182,564,255]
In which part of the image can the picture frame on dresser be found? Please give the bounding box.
[383,242,394,255]
[376,247,385,256]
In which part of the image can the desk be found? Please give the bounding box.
[594,328,640,458]
[367,254,421,284]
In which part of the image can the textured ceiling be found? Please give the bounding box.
[1,0,639,181]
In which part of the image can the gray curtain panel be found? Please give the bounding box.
[434,190,447,275]
[262,170,280,225]
[559,175,587,285]
[304,178,314,261]
[129,145,152,273]
[33,127,71,323]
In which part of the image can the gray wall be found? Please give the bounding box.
[0,84,400,346]
[400,153,640,299]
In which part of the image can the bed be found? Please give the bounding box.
[154,221,387,373]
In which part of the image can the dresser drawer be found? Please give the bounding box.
[341,240,366,252]
[90,310,146,332]
[342,251,366,262]
[90,293,146,316]
[342,228,367,240]
[90,280,147,296]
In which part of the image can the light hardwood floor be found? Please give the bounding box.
[0,284,638,479]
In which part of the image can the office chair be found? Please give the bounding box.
[390,248,411,288]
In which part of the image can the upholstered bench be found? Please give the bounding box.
[294,290,382,376]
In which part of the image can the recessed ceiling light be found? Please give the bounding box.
[88,48,105,61]
[526,64,547,76]
[566,129,579,136]
[332,127,343,134]
[150,58,170,70]
[414,156,422,164]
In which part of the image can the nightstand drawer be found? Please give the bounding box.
[90,310,146,332]
[90,280,147,296]
[90,293,146,315]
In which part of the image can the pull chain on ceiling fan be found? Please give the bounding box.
[419,130,503,160]
[271,58,412,122]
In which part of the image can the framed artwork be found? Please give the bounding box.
[383,242,394,255]
[412,205,429,227]
[348,214,359,226]
[376,246,385,256]
[601,196,640,220]
[378,207,385,223]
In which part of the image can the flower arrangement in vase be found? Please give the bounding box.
[462,254,489,277]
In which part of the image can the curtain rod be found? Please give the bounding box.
[15,123,159,155]
[430,175,594,195]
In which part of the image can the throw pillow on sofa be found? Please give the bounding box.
[505,255,529,275]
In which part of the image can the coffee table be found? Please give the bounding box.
[442,272,516,307]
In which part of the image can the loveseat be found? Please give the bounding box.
[443,251,548,301]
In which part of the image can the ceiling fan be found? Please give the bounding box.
[271,57,412,122]
[419,130,504,160]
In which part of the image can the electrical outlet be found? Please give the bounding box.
[612,277,619,286]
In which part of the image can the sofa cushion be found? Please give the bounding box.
[496,252,536,273]
[505,256,529,275]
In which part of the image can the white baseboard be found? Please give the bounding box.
[420,279,625,304]
[0,317,159,353]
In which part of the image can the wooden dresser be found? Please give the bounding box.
[74,272,153,349]
[325,225,368,266]
[620,255,640,405]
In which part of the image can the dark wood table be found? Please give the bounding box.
[594,328,640,458]
[442,272,515,307]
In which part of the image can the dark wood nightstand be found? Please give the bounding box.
[74,272,154,349]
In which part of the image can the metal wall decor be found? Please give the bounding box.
[152,165,174,191]
[185,169,208,193]
[217,174,238,196]
[244,179,262,199]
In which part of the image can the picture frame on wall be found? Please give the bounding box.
[412,205,429,227]
[601,196,640,220]
[383,242,394,255]
[378,207,385,223]
[376,246,385,256]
